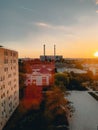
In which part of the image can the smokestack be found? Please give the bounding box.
[54,45,56,57]
[43,44,45,56]
[54,44,56,59]
[43,44,46,60]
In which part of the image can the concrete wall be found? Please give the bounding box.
[0,47,19,130]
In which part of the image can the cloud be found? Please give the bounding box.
[35,22,73,32]
[96,10,98,13]
[35,22,51,28]
[20,6,35,12]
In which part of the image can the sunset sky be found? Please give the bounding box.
[0,0,98,58]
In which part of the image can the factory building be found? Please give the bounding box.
[40,44,63,61]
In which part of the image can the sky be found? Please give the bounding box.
[0,0,98,58]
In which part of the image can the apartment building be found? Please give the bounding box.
[0,47,19,130]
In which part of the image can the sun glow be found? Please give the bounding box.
[94,52,98,57]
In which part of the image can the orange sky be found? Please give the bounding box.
[1,0,98,58]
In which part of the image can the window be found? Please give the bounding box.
[13,59,16,63]
[4,59,8,64]
[8,74,11,78]
[4,50,8,56]
[13,52,16,57]
[4,67,8,72]
[11,51,12,56]
[7,90,9,94]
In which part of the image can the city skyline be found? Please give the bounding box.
[0,0,98,58]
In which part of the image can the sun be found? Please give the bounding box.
[94,52,98,57]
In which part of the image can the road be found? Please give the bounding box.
[67,91,98,130]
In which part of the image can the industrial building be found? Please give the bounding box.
[0,47,19,130]
[40,44,63,61]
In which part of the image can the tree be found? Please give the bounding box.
[19,72,26,99]
[19,60,32,99]
[74,62,83,69]
[54,73,69,91]
[22,61,32,74]
[44,86,70,120]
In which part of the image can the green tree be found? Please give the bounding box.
[54,73,69,91]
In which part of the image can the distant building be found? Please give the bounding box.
[57,68,87,74]
[40,55,63,61]
[0,47,19,130]
[40,44,63,61]
[89,66,98,76]
[83,63,98,76]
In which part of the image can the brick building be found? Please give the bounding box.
[25,60,55,87]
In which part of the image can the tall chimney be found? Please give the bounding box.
[43,44,46,60]
[54,45,56,57]
[54,44,56,60]
[43,44,45,56]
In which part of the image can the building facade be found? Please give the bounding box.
[25,61,55,87]
[40,55,63,61]
[0,47,19,130]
